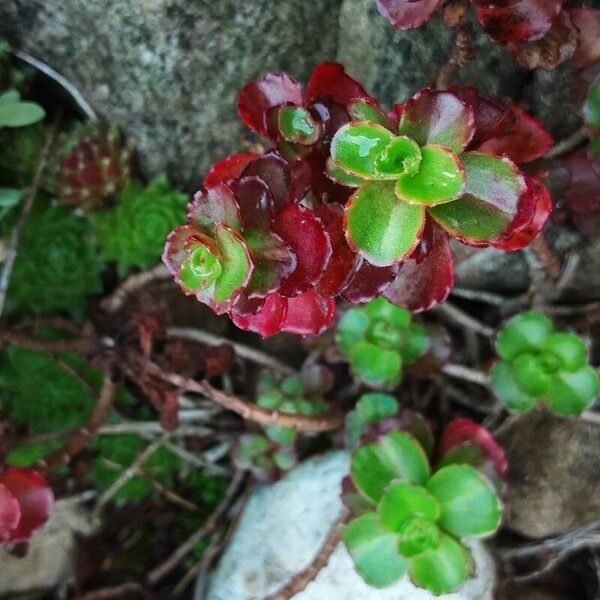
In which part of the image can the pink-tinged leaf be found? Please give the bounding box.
[398,89,475,154]
[342,259,399,304]
[0,484,20,542]
[316,203,359,297]
[187,183,241,235]
[238,73,304,137]
[310,97,353,143]
[229,176,275,229]
[273,203,332,297]
[477,106,553,164]
[473,0,564,45]
[204,153,260,187]
[306,62,372,107]
[230,292,288,338]
[429,152,526,245]
[562,151,600,236]
[375,0,444,30]
[232,294,266,316]
[241,151,292,209]
[308,149,355,204]
[384,221,455,312]
[0,468,54,544]
[494,176,552,251]
[280,290,336,336]
[244,228,297,297]
[571,9,600,69]
[348,98,396,131]
[289,158,312,203]
[439,419,508,479]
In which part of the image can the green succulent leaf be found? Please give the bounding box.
[429,152,526,244]
[542,333,588,373]
[350,341,402,390]
[364,297,412,328]
[427,465,502,538]
[495,311,554,361]
[546,367,600,416]
[326,158,366,187]
[0,89,45,128]
[400,325,429,364]
[348,99,394,130]
[510,353,551,397]
[213,224,253,303]
[346,180,425,266]
[330,122,395,179]
[378,483,440,533]
[351,432,430,503]
[343,513,409,588]
[490,361,537,412]
[278,106,320,145]
[408,533,472,595]
[395,145,465,206]
[355,393,400,424]
[374,136,422,179]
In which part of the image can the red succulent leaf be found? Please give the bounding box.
[280,290,336,336]
[307,150,354,204]
[0,468,54,544]
[306,62,372,107]
[494,176,552,251]
[570,9,600,69]
[310,97,353,144]
[399,89,475,154]
[562,150,600,236]
[203,153,260,187]
[188,183,241,235]
[316,203,359,297]
[375,0,444,30]
[229,176,275,229]
[439,418,508,479]
[473,0,564,46]
[273,203,332,297]
[341,259,399,304]
[289,159,312,203]
[238,73,304,137]
[477,105,554,164]
[230,292,288,338]
[383,220,455,312]
[0,484,20,542]
[241,152,293,209]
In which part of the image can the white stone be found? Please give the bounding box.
[203,451,496,600]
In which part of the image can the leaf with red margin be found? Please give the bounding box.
[238,73,304,137]
[429,152,526,245]
[383,221,455,313]
[316,203,359,297]
[280,290,336,336]
[0,484,20,542]
[273,203,332,297]
[375,0,444,30]
[187,183,241,235]
[203,153,260,187]
[562,151,600,236]
[571,9,600,69]
[342,259,399,304]
[473,0,564,46]
[229,176,275,229]
[439,419,508,479]
[241,151,293,209]
[398,89,475,154]
[306,62,372,107]
[494,176,552,251]
[0,468,54,544]
[230,292,288,338]
[477,106,554,164]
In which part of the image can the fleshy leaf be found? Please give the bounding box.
[409,534,472,595]
[241,151,293,209]
[511,353,551,397]
[399,90,475,153]
[188,183,241,235]
[546,367,600,416]
[349,98,395,130]
[378,483,440,533]
[375,0,444,30]
[203,153,259,187]
[343,513,409,588]
[229,176,274,229]
[330,122,395,179]
[230,292,287,338]
[346,181,425,267]
[0,484,21,542]
[375,136,422,179]
[350,341,403,390]
[490,361,537,412]
[337,307,370,354]
[427,465,501,538]
[280,290,336,336]
[326,158,366,187]
[214,224,254,304]
[395,145,465,206]
[238,72,304,137]
[306,62,372,107]
[342,259,399,304]
[542,333,588,372]
[495,311,554,361]
[429,152,526,244]
[351,431,430,503]
[278,106,321,145]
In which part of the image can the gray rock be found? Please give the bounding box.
[499,410,600,539]
[0,1,341,190]
[203,451,496,600]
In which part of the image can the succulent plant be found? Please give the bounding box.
[56,124,133,208]
[0,89,45,129]
[490,311,600,415]
[336,297,429,390]
[0,466,54,545]
[93,174,187,275]
[343,429,502,594]
[6,204,103,317]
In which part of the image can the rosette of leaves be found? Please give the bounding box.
[93,174,187,275]
[336,297,429,390]
[343,430,502,594]
[56,124,133,208]
[234,366,330,481]
[6,204,103,317]
[490,311,600,415]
